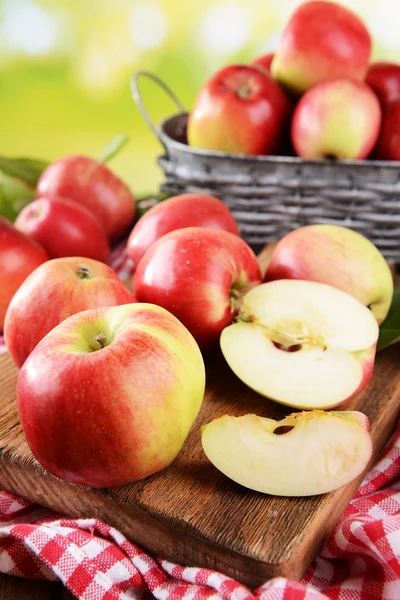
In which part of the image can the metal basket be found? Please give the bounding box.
[131,71,400,261]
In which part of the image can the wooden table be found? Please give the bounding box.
[0,574,74,598]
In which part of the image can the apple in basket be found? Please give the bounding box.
[16,303,206,487]
[5,257,134,367]
[366,62,400,108]
[375,99,400,161]
[127,193,239,268]
[264,225,394,324]
[0,217,48,333]
[220,280,379,410]
[15,196,110,263]
[291,79,381,160]
[271,0,372,94]
[187,65,292,155]
[201,410,373,496]
[134,227,262,349]
[36,155,136,242]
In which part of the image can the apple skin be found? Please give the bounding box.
[366,62,400,108]
[16,303,206,487]
[134,227,262,349]
[271,0,371,95]
[375,99,400,161]
[264,225,393,324]
[0,217,48,333]
[36,155,136,242]
[127,193,239,268]
[4,256,134,368]
[187,65,292,155]
[291,79,381,160]
[15,196,110,263]
[251,53,274,74]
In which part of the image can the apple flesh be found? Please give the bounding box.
[17,303,205,487]
[36,155,136,242]
[265,225,393,324]
[291,79,381,160]
[0,217,48,333]
[201,410,372,496]
[366,62,400,108]
[127,193,239,268]
[134,227,262,349]
[376,99,400,161]
[15,196,110,263]
[220,280,379,410]
[187,65,292,155]
[271,0,371,95]
[5,256,134,367]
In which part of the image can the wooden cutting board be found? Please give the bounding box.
[0,247,399,588]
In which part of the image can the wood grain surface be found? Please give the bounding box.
[0,574,74,600]
[0,247,398,588]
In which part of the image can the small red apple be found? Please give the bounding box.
[127,193,239,268]
[365,62,400,108]
[4,256,134,367]
[187,65,292,155]
[376,99,400,161]
[0,217,48,333]
[291,79,381,160]
[15,196,110,263]
[252,53,274,74]
[16,303,206,487]
[36,155,136,242]
[134,227,262,349]
[272,1,372,94]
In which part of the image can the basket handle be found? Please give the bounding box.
[130,71,185,151]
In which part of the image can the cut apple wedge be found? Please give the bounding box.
[201,411,373,496]
[220,280,379,409]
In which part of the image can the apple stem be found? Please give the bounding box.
[94,333,107,349]
[77,265,91,280]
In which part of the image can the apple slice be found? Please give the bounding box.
[220,280,379,409]
[201,411,373,496]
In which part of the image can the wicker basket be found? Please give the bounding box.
[132,71,400,262]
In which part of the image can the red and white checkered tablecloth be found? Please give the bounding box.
[0,243,399,600]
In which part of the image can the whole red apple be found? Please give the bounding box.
[291,79,381,159]
[5,256,134,367]
[272,1,371,94]
[17,303,205,487]
[252,53,274,74]
[0,217,48,333]
[187,65,292,155]
[127,193,239,268]
[134,227,262,349]
[15,196,110,263]
[36,155,136,242]
[366,62,400,108]
[376,99,400,161]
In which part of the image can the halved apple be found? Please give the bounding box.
[220,280,379,409]
[201,411,373,496]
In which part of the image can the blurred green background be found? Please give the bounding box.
[1,0,399,195]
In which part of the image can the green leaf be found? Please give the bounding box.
[377,286,400,351]
[0,172,35,221]
[98,134,129,163]
[0,156,49,188]
[136,192,168,218]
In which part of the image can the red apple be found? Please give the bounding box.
[36,155,136,242]
[272,1,371,95]
[16,303,206,487]
[376,99,400,161]
[127,193,240,268]
[0,217,48,333]
[187,65,292,155]
[134,227,262,349]
[291,79,381,160]
[15,196,110,263]
[4,256,134,367]
[252,53,274,74]
[366,62,400,108]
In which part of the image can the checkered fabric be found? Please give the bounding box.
[0,242,399,599]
